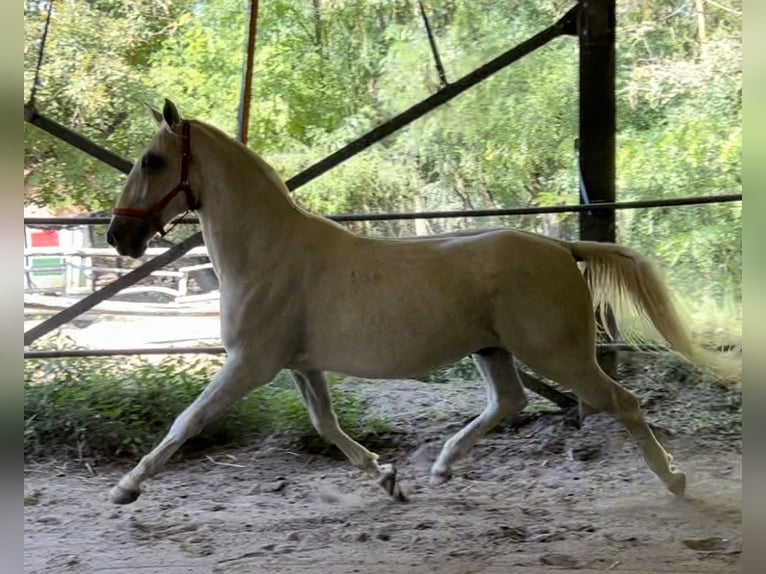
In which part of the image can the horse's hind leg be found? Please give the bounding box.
[110,354,276,504]
[430,348,527,486]
[534,359,685,496]
[291,369,407,502]
[490,246,684,495]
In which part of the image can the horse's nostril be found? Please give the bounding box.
[106,231,116,246]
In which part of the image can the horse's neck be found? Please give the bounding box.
[193,131,305,280]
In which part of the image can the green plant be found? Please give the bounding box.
[427,357,479,384]
[24,356,389,460]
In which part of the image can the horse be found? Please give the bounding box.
[105,99,728,505]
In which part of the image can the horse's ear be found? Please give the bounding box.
[162,99,182,133]
[144,103,163,128]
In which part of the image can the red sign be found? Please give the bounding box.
[29,229,59,248]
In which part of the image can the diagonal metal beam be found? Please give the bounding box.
[518,371,577,409]
[23,6,579,346]
[24,105,133,174]
[23,234,204,346]
[285,4,577,190]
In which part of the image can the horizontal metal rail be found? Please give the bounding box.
[23,193,743,227]
[25,347,226,359]
[23,246,209,257]
[23,343,678,359]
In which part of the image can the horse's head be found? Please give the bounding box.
[106,99,199,258]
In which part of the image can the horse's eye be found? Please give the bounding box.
[141,153,163,170]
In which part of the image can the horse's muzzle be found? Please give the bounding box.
[106,216,152,259]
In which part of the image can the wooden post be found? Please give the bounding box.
[578,0,618,381]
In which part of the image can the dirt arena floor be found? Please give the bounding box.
[24,357,742,574]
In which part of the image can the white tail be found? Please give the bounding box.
[566,240,741,386]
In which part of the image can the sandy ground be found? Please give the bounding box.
[24,365,742,574]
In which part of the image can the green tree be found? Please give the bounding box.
[24,0,190,210]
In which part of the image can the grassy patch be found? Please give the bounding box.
[24,355,389,461]
[427,357,479,384]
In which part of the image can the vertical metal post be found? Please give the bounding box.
[237,0,259,145]
[578,0,618,379]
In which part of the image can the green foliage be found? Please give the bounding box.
[24,0,191,210]
[24,356,389,460]
[615,9,742,310]
[427,356,479,384]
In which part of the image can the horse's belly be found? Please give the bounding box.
[294,239,504,376]
[296,309,497,378]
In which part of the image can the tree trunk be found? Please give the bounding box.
[695,0,707,59]
[312,0,323,56]
[413,188,432,236]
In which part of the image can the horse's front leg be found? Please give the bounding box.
[291,369,408,502]
[110,352,279,504]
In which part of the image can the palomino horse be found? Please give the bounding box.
[106,99,722,505]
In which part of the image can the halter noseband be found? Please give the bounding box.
[112,121,199,237]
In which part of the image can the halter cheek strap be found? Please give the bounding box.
[113,121,199,237]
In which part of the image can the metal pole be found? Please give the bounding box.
[23,193,744,227]
[419,1,449,88]
[27,0,55,108]
[577,0,617,382]
[236,0,259,144]
[578,0,616,241]
[22,342,687,360]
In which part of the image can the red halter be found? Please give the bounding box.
[112,121,199,237]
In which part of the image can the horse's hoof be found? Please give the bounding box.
[391,485,409,503]
[379,465,408,502]
[666,471,686,496]
[429,469,452,487]
[110,484,140,505]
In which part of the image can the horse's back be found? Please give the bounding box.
[290,225,590,377]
